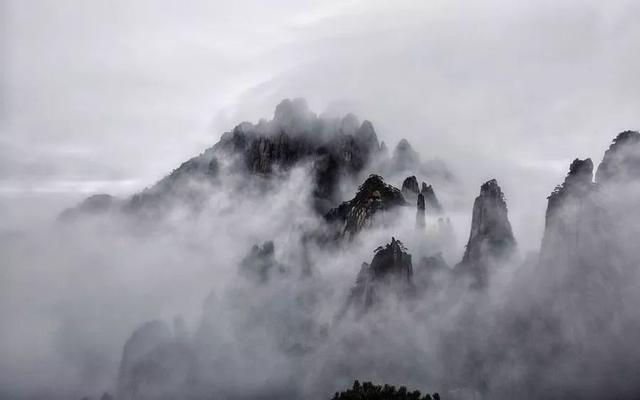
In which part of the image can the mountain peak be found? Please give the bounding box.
[401,175,420,199]
[325,175,406,239]
[458,179,515,286]
[343,238,414,315]
[595,130,640,185]
[273,98,315,131]
[370,237,412,281]
[421,182,443,214]
[392,138,420,172]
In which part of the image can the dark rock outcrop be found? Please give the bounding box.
[370,237,413,281]
[538,154,620,292]
[325,175,407,239]
[421,183,443,214]
[62,98,384,219]
[595,130,640,185]
[124,154,220,215]
[517,133,640,400]
[539,134,640,286]
[416,193,426,229]
[183,101,382,212]
[457,179,515,287]
[541,158,597,264]
[344,238,414,314]
[401,175,420,200]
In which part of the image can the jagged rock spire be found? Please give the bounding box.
[457,179,515,287]
[536,134,636,343]
[325,175,406,239]
[370,237,413,281]
[416,193,426,229]
[421,182,443,214]
[63,98,389,220]
[544,158,594,232]
[539,157,605,278]
[401,175,420,199]
[462,179,515,264]
[342,238,414,315]
[595,130,640,185]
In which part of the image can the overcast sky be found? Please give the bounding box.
[1,0,639,240]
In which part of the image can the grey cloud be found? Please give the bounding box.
[2,1,640,399]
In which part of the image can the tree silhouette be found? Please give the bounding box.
[331,380,441,400]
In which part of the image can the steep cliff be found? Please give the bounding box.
[421,183,443,214]
[401,175,420,201]
[457,179,516,287]
[595,130,640,185]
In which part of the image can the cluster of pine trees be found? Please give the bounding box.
[332,380,441,400]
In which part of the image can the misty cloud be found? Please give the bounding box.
[2,2,640,400]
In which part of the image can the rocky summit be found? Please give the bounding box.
[539,132,640,291]
[421,183,443,214]
[595,130,640,185]
[76,129,640,400]
[344,237,414,314]
[325,175,407,239]
[457,179,515,287]
[61,98,456,223]
[416,193,426,229]
[401,175,420,200]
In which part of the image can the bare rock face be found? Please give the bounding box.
[457,179,516,287]
[344,238,414,314]
[206,102,383,213]
[245,131,308,174]
[539,132,640,283]
[542,158,597,260]
[416,193,426,229]
[523,134,640,399]
[421,183,443,214]
[62,98,384,219]
[401,175,420,200]
[595,130,640,185]
[462,179,515,264]
[370,237,413,281]
[325,175,407,239]
[539,132,640,290]
[124,153,221,216]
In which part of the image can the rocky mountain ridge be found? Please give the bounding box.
[79,125,640,400]
[61,99,454,221]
